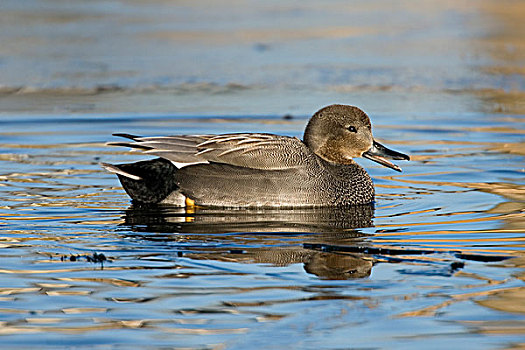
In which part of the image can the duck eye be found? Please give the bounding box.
[347,126,357,133]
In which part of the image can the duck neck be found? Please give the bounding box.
[314,142,357,165]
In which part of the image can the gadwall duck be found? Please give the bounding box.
[102,104,409,207]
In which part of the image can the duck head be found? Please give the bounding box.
[303,104,410,172]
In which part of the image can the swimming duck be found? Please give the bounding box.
[102,104,409,207]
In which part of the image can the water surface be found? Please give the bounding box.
[1,0,524,349]
[1,111,523,349]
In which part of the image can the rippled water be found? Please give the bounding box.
[1,0,525,349]
[2,111,524,349]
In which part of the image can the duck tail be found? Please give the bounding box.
[101,158,178,204]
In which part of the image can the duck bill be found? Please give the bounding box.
[362,140,410,172]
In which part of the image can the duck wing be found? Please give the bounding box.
[108,133,314,170]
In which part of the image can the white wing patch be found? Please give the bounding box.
[170,160,209,169]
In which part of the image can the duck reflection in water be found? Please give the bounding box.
[121,204,375,280]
